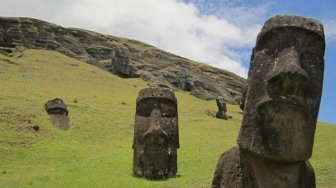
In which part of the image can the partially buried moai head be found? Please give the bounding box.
[45,98,68,115]
[238,15,325,162]
[133,87,179,179]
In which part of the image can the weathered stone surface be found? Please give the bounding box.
[0,17,246,103]
[45,98,69,130]
[212,147,316,188]
[111,55,139,78]
[133,87,179,179]
[212,15,325,188]
[45,98,68,115]
[190,89,217,100]
[238,15,325,161]
[215,97,228,120]
[239,86,247,111]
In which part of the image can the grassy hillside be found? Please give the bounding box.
[0,49,335,187]
[0,17,246,103]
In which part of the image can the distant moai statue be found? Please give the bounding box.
[215,97,228,120]
[212,15,325,188]
[133,87,179,179]
[45,98,70,130]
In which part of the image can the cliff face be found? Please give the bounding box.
[0,17,246,104]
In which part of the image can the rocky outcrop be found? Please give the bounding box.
[0,17,246,103]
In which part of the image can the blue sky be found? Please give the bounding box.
[1,0,335,124]
[184,0,336,124]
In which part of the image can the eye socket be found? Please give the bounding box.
[300,51,323,71]
[299,51,324,98]
[136,98,177,117]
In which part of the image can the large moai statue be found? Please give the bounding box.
[133,87,179,179]
[212,15,325,188]
[45,98,70,130]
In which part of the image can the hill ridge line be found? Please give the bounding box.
[0,16,246,104]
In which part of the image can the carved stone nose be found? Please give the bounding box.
[143,108,168,142]
[149,108,162,129]
[267,47,309,97]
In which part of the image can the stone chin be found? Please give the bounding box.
[239,99,315,162]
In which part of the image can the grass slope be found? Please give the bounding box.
[0,49,335,187]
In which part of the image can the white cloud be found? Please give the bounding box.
[0,0,267,77]
[324,19,336,44]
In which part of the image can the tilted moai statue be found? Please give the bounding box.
[45,98,70,130]
[212,15,325,188]
[216,97,228,120]
[133,87,179,179]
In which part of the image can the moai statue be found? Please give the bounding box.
[212,15,325,188]
[45,98,70,130]
[215,97,228,120]
[133,87,179,179]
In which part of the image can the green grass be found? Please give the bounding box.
[0,49,335,187]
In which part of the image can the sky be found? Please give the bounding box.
[0,0,335,124]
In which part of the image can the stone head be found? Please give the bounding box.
[238,15,325,162]
[45,98,68,115]
[133,87,179,179]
